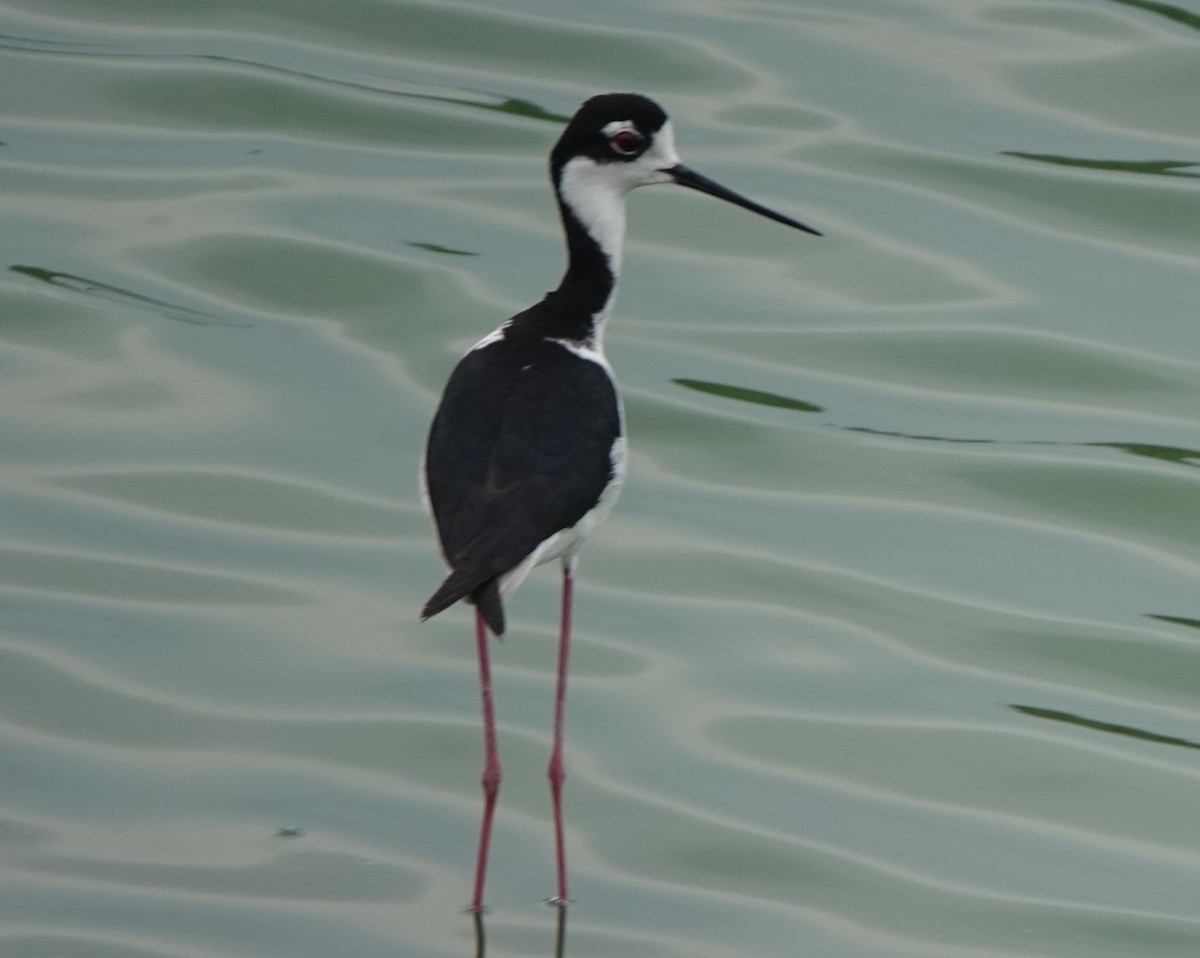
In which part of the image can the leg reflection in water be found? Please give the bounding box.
[470,902,568,958]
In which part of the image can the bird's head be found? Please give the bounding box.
[550,92,820,235]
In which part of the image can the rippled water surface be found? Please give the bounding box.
[3,0,1200,955]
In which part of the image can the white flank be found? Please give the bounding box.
[497,433,627,600]
[497,339,627,599]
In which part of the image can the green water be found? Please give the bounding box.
[2,0,1199,955]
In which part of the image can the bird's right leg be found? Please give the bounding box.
[546,564,574,905]
[471,607,501,912]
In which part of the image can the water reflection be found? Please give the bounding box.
[471,904,567,958]
[1002,152,1200,180]
[673,377,1200,470]
[1012,704,1200,751]
[843,425,997,445]
[1089,442,1200,467]
[386,89,567,124]
[553,903,567,958]
[1109,0,1200,33]
[672,378,823,413]
[407,241,479,256]
[0,21,570,127]
[9,264,242,326]
[1147,613,1200,631]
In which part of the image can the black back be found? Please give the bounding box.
[422,321,622,634]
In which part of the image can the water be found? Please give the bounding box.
[2,0,1199,955]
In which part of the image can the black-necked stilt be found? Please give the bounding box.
[421,92,819,912]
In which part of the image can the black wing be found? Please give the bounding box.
[422,335,621,633]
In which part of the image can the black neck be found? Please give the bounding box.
[555,194,617,317]
[505,194,617,346]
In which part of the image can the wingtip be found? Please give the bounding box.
[475,580,506,636]
[421,574,506,636]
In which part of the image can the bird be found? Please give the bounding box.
[420,92,819,912]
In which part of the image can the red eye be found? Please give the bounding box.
[610,129,644,156]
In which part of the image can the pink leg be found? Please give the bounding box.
[471,607,501,913]
[547,565,574,904]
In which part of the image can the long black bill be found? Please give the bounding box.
[666,164,821,236]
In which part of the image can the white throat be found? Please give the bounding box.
[557,155,630,280]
